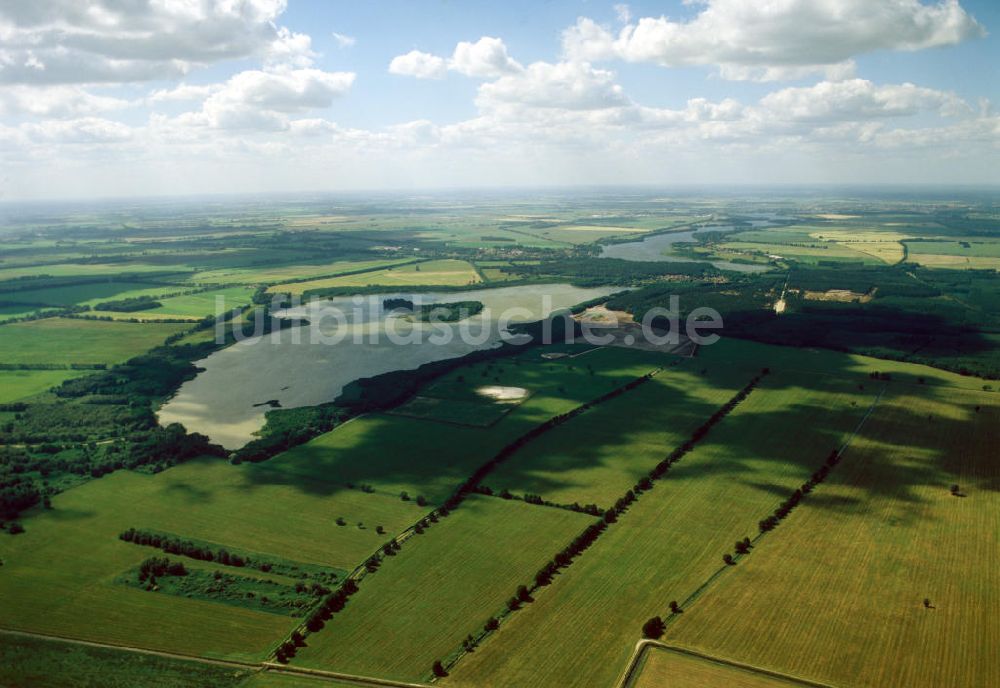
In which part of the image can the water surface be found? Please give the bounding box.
[158,284,615,448]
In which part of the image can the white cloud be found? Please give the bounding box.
[760,79,970,122]
[264,27,316,68]
[200,68,355,130]
[389,36,522,80]
[147,83,221,104]
[450,37,522,78]
[389,50,448,79]
[0,85,130,118]
[332,32,356,49]
[562,0,986,80]
[20,117,133,144]
[0,0,291,84]
[477,61,627,111]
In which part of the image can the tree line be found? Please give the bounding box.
[434,369,769,676]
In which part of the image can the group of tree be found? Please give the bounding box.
[136,556,187,584]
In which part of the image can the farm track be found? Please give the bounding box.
[615,640,834,688]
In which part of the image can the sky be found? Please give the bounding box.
[0,0,998,200]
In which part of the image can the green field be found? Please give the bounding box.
[276,259,481,294]
[1,281,177,308]
[0,458,433,661]
[0,634,253,688]
[483,364,748,507]
[102,286,256,320]
[0,369,88,403]
[665,384,1000,688]
[256,347,667,504]
[293,495,594,681]
[190,258,415,286]
[905,239,1000,270]
[0,318,190,365]
[447,371,877,688]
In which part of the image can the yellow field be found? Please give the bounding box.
[665,385,1000,688]
[905,253,1000,270]
[630,646,807,688]
[272,259,481,294]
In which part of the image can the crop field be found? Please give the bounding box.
[0,281,177,308]
[447,372,878,688]
[0,634,254,688]
[0,457,431,660]
[0,318,190,365]
[189,258,415,286]
[293,495,595,681]
[717,240,879,264]
[0,369,88,403]
[629,647,804,688]
[275,259,482,293]
[664,384,1000,688]
[483,364,751,507]
[0,262,192,281]
[905,239,1000,270]
[257,347,667,504]
[103,286,256,320]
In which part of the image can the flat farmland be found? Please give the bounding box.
[905,239,1000,270]
[0,318,190,365]
[0,633,253,688]
[103,286,256,320]
[1,281,177,308]
[191,258,415,286]
[257,347,667,504]
[0,369,87,403]
[293,495,594,681]
[446,373,877,688]
[0,458,428,661]
[629,646,806,688]
[484,363,749,507]
[277,259,481,294]
[665,385,1000,688]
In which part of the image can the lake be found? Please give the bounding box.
[600,220,777,273]
[157,283,616,448]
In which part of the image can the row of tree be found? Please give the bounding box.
[448,370,771,675]
[758,447,842,534]
[473,485,604,517]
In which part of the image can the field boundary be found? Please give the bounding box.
[272,364,668,668]
[437,370,768,680]
[615,640,835,688]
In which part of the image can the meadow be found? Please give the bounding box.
[102,286,256,321]
[293,495,594,681]
[0,369,88,403]
[0,318,190,365]
[0,458,428,661]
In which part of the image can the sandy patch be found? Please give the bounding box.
[804,288,876,303]
[476,385,529,402]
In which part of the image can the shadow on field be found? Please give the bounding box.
[233,334,998,528]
